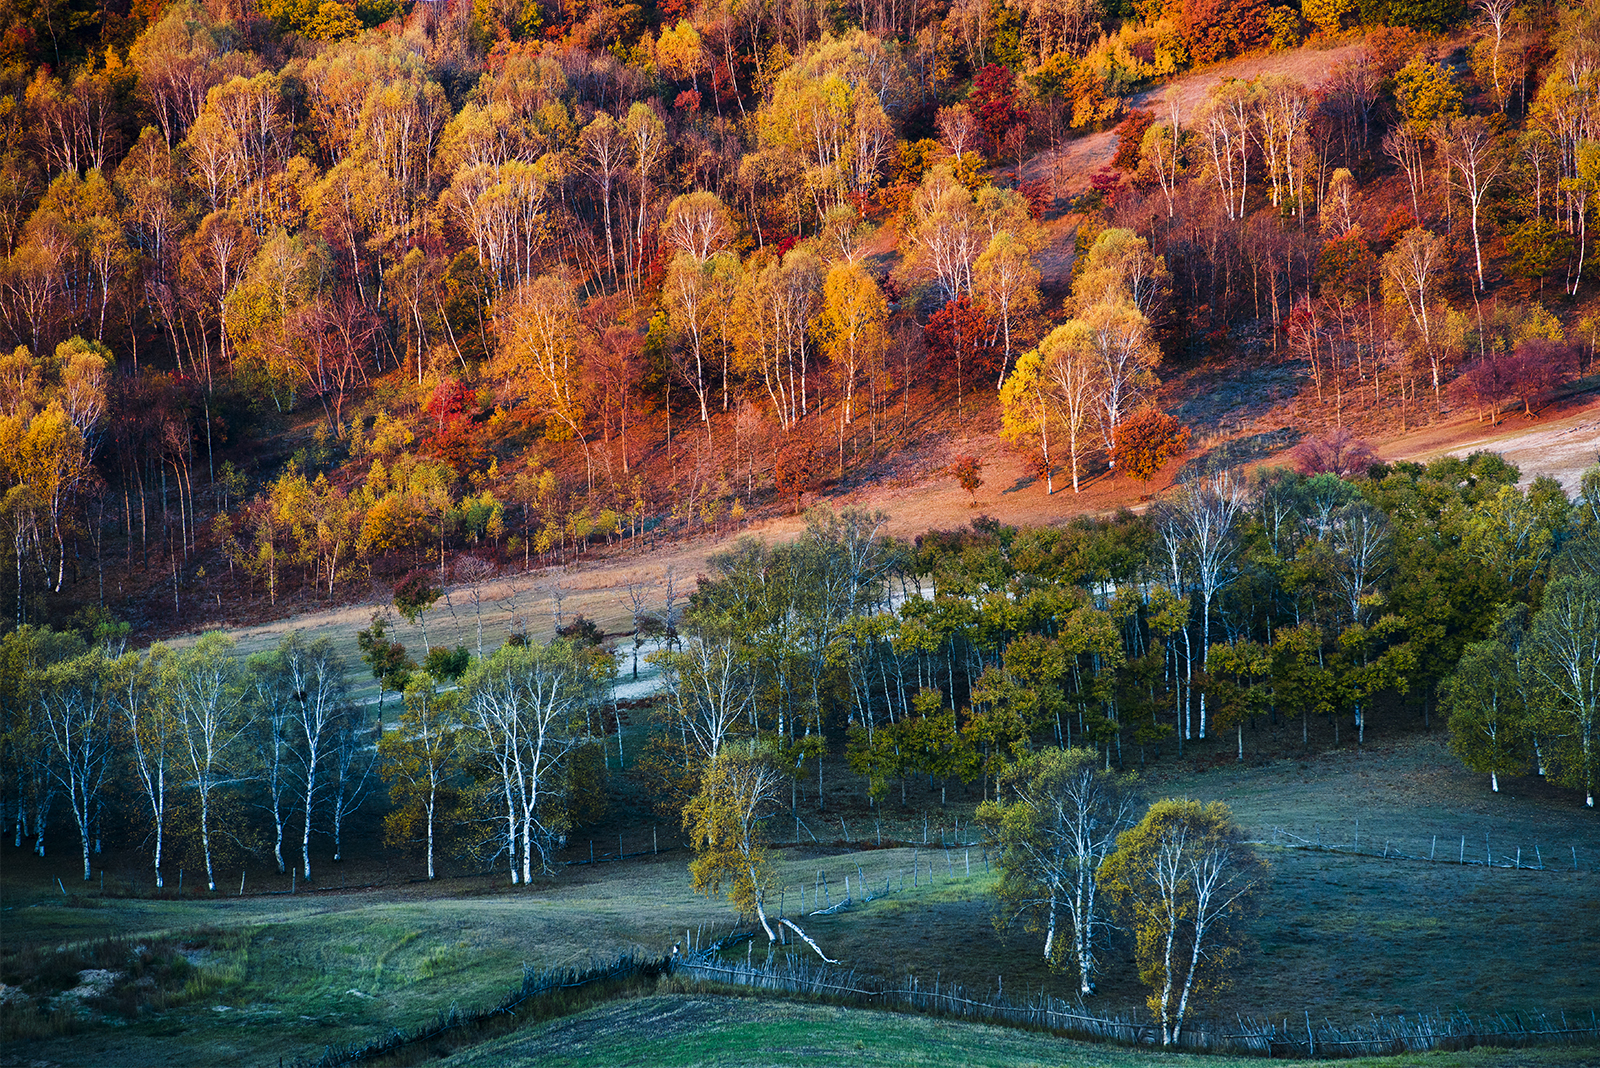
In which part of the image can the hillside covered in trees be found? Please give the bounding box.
[0,0,1596,632]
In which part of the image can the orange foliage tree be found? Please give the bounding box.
[1112,408,1190,489]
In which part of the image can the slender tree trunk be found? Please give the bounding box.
[200,784,215,891]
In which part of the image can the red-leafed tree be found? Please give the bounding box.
[952,454,983,504]
[1451,340,1578,423]
[1502,339,1579,417]
[1113,110,1155,172]
[1292,427,1378,478]
[924,295,998,422]
[1449,356,1514,423]
[1089,169,1127,207]
[1181,0,1271,63]
[773,421,822,514]
[969,65,1026,157]
[1314,230,1379,300]
[423,377,486,473]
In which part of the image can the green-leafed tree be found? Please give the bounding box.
[683,747,835,962]
[1206,639,1270,762]
[1099,799,1266,1046]
[358,610,414,731]
[977,747,1138,995]
[164,632,247,892]
[1443,611,1530,793]
[380,673,461,879]
[1527,574,1600,808]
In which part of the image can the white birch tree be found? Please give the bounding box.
[463,639,606,885]
[979,747,1138,995]
[114,645,177,887]
[1174,471,1248,739]
[1100,799,1265,1046]
[247,648,300,874]
[165,632,246,892]
[277,632,351,881]
[38,648,114,881]
[1529,573,1600,807]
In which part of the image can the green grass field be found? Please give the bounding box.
[3,736,1597,1067]
[435,995,1600,1068]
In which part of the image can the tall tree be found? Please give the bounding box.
[978,747,1138,995]
[683,747,835,960]
[380,673,460,880]
[463,638,606,885]
[1173,472,1247,739]
[1443,614,1529,793]
[818,261,888,431]
[38,647,114,881]
[165,632,246,892]
[114,645,176,887]
[1100,799,1265,1046]
[1528,573,1600,807]
[1381,227,1448,404]
[652,629,754,764]
[974,229,1041,386]
[494,271,595,489]
[277,632,352,881]
[1438,116,1504,292]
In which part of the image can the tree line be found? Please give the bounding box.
[649,459,1597,819]
[5,451,1594,892]
[0,619,613,887]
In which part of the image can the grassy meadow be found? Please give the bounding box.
[435,995,1600,1068]
[2,736,1597,1067]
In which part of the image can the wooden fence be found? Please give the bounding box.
[672,952,1600,1058]
[293,940,1600,1067]
[1268,824,1591,873]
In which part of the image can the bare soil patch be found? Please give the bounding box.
[1415,402,1600,494]
[1022,43,1366,203]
